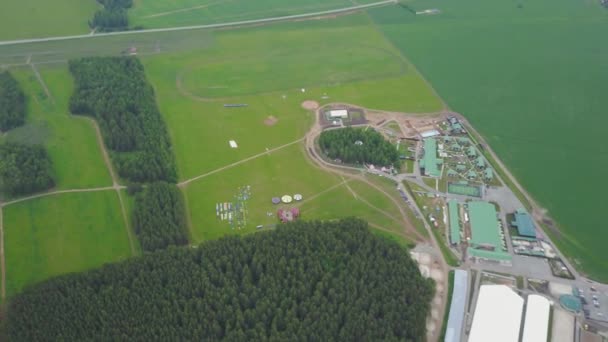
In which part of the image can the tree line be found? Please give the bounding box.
[0,71,26,132]
[319,127,400,167]
[90,0,133,32]
[133,182,189,252]
[69,57,177,183]
[0,143,54,196]
[6,218,434,341]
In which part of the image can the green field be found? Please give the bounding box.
[3,191,132,297]
[369,0,608,280]
[0,0,97,41]
[130,0,381,29]
[144,14,443,180]
[1,66,112,193]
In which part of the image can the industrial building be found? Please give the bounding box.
[522,295,551,342]
[469,285,552,342]
[420,138,442,177]
[448,200,461,245]
[511,209,536,238]
[469,285,524,342]
[466,201,511,262]
[445,270,468,342]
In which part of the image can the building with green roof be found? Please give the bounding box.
[476,157,485,169]
[448,200,461,245]
[484,168,493,181]
[467,146,477,157]
[468,201,504,251]
[511,210,536,238]
[467,248,512,262]
[467,170,477,179]
[420,138,442,177]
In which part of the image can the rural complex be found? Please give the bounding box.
[0,0,606,341]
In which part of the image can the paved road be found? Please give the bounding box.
[0,0,396,46]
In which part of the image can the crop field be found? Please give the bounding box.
[144,14,443,180]
[1,66,112,192]
[130,0,382,29]
[369,0,608,280]
[3,191,132,297]
[0,0,96,41]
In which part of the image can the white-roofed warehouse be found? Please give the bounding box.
[468,285,524,342]
[522,295,551,342]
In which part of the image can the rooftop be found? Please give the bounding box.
[512,210,536,238]
[448,200,461,244]
[522,295,551,342]
[468,201,503,249]
[421,138,442,177]
[469,285,524,342]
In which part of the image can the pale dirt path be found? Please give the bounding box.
[29,63,53,104]
[2,186,120,207]
[142,0,229,19]
[178,138,305,187]
[85,117,137,255]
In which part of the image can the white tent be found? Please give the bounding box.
[522,295,551,342]
[229,140,238,148]
[329,109,348,118]
[469,285,524,342]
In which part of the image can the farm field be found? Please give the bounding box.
[1,65,112,194]
[369,0,608,280]
[2,191,133,297]
[130,0,382,29]
[144,13,443,180]
[0,0,96,41]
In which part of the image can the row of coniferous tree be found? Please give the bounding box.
[6,218,434,341]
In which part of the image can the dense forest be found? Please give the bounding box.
[319,127,400,167]
[7,218,434,341]
[90,0,133,31]
[0,143,54,196]
[0,71,26,132]
[133,182,189,252]
[69,57,177,183]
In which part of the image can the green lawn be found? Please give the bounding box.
[130,0,381,29]
[3,191,132,297]
[144,14,443,181]
[370,0,608,281]
[2,66,112,192]
[0,0,97,41]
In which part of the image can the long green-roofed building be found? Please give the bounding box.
[448,200,461,245]
[420,138,442,177]
[467,201,505,252]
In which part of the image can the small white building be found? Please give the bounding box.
[329,109,348,119]
[229,140,238,148]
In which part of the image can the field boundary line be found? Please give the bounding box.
[178,138,304,187]
[0,0,397,47]
[116,191,136,255]
[1,187,121,207]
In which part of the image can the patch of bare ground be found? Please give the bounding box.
[301,100,319,111]
[264,116,278,126]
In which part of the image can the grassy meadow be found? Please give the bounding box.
[130,0,381,29]
[144,14,443,180]
[1,65,112,193]
[0,0,96,41]
[3,191,132,297]
[369,0,608,280]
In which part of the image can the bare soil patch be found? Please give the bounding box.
[301,100,319,111]
[264,116,278,126]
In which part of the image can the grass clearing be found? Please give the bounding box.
[143,14,443,181]
[1,66,112,192]
[370,0,608,280]
[3,191,132,297]
[130,0,381,29]
[0,0,97,41]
